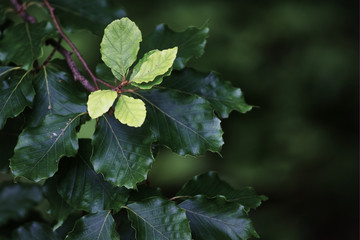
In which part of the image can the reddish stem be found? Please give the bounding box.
[10,0,37,23]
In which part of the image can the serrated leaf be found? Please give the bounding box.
[141,24,209,70]
[65,211,119,240]
[57,139,129,213]
[179,195,259,240]
[126,197,192,240]
[161,68,253,118]
[177,171,267,211]
[135,89,223,155]
[10,113,85,182]
[0,183,42,226]
[114,95,146,127]
[28,63,88,127]
[87,90,117,119]
[0,22,54,70]
[0,67,35,129]
[47,0,126,36]
[101,18,142,79]
[129,47,177,84]
[12,222,61,240]
[43,177,73,230]
[91,115,154,189]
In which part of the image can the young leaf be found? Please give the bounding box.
[101,18,142,79]
[177,171,267,211]
[141,24,209,70]
[161,68,253,118]
[131,67,172,90]
[57,140,129,213]
[126,197,192,240]
[114,95,146,127]
[179,195,259,240]
[91,115,154,189]
[129,47,178,84]
[0,67,35,129]
[12,222,61,240]
[65,211,119,240]
[87,90,117,119]
[10,113,85,182]
[136,90,224,155]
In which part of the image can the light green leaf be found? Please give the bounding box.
[179,195,259,240]
[131,67,172,90]
[100,18,142,79]
[114,95,146,127]
[65,211,119,240]
[87,90,117,119]
[126,197,192,240]
[130,47,177,84]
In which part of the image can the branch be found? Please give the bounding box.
[10,0,37,23]
[42,0,99,89]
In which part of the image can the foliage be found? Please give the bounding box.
[0,0,265,239]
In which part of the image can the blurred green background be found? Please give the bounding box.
[121,0,358,239]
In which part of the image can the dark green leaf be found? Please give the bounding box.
[27,63,87,127]
[0,67,35,129]
[12,222,60,240]
[161,68,253,118]
[65,211,119,240]
[96,63,118,87]
[47,0,126,36]
[43,177,73,229]
[0,22,55,70]
[128,184,163,202]
[10,113,85,182]
[116,210,135,240]
[0,183,42,226]
[177,172,267,211]
[91,115,154,189]
[126,197,192,240]
[135,89,223,155]
[179,195,259,240]
[57,139,129,213]
[141,24,209,70]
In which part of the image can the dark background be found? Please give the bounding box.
[120,0,358,239]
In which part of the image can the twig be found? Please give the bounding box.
[10,0,37,23]
[42,0,99,89]
[36,37,62,71]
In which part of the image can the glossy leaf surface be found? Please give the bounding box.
[101,18,141,79]
[87,90,117,119]
[136,90,223,155]
[91,115,154,189]
[114,95,146,127]
[12,222,60,240]
[57,140,129,213]
[65,211,119,240]
[141,24,209,69]
[179,195,259,240]
[126,197,192,240]
[0,67,35,129]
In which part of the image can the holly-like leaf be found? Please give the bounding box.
[0,183,42,226]
[57,139,129,213]
[10,113,85,182]
[177,171,267,211]
[87,90,117,119]
[91,115,154,189]
[141,24,209,70]
[129,47,178,84]
[161,68,253,118]
[43,177,73,230]
[47,0,126,36]
[179,195,259,240]
[28,63,88,127]
[12,222,61,240]
[101,18,142,79]
[114,95,146,127]
[135,89,224,155]
[0,22,54,70]
[65,211,119,240]
[126,197,192,240]
[0,67,35,129]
